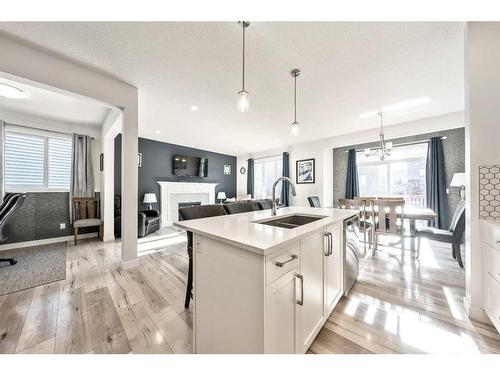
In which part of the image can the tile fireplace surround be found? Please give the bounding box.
[157,181,218,226]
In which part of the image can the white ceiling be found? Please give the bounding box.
[0,76,110,127]
[0,22,465,155]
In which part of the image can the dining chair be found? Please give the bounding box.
[72,194,103,245]
[338,198,374,251]
[370,198,406,256]
[308,196,321,208]
[178,204,227,309]
[415,200,466,267]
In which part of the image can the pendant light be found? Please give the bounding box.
[290,69,301,136]
[363,112,393,161]
[237,21,250,113]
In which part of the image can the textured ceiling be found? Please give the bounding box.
[0,76,110,127]
[0,22,465,155]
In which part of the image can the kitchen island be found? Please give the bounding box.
[174,206,358,353]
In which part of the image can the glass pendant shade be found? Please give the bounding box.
[291,121,300,136]
[237,90,249,113]
[364,148,371,157]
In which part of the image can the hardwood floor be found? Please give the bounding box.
[1,232,499,354]
[310,239,500,354]
[0,233,192,354]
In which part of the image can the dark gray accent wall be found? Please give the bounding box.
[114,135,237,210]
[332,127,465,222]
[3,192,96,244]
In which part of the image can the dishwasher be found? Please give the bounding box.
[343,215,360,296]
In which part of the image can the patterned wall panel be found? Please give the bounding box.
[479,165,500,220]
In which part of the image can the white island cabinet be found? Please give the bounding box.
[174,206,358,353]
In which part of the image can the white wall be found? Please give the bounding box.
[238,111,465,206]
[0,108,102,188]
[464,22,500,322]
[0,34,139,264]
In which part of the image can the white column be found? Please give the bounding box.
[101,111,122,242]
[121,106,139,264]
[464,22,500,321]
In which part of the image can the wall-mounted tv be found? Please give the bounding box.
[173,155,208,177]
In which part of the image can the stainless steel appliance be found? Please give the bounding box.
[343,215,360,296]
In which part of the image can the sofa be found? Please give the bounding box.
[114,194,161,238]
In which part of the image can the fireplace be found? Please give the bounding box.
[157,182,218,226]
[178,201,201,221]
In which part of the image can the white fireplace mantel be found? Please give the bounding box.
[157,181,218,226]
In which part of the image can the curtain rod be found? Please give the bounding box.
[345,136,446,153]
[5,122,96,140]
[246,153,284,161]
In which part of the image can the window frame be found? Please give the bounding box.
[4,126,73,193]
[356,143,428,208]
[253,155,283,201]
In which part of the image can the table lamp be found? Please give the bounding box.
[143,193,157,210]
[217,191,226,204]
[450,173,466,200]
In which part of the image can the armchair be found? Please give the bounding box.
[114,195,161,238]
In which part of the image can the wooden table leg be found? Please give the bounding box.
[409,219,416,251]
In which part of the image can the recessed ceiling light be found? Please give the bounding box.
[360,97,430,119]
[190,105,198,112]
[155,130,161,134]
[0,83,28,99]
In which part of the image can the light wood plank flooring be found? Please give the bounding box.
[1,232,499,354]
[0,234,192,354]
[310,239,500,354]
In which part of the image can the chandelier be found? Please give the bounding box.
[364,112,393,161]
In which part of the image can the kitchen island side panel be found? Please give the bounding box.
[193,234,265,353]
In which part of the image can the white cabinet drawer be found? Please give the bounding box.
[481,221,500,251]
[265,243,300,286]
[485,244,500,284]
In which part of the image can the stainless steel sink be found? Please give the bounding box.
[257,214,327,229]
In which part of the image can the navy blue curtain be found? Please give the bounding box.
[281,152,290,206]
[426,137,449,229]
[247,158,254,198]
[345,149,359,199]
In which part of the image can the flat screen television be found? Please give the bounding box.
[173,155,208,177]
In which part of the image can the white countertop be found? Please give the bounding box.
[174,206,359,255]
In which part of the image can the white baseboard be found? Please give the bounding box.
[0,232,98,252]
[463,296,491,325]
[103,235,115,242]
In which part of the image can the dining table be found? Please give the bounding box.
[362,206,437,250]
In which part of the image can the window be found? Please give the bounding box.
[4,127,72,191]
[254,156,283,200]
[357,143,428,208]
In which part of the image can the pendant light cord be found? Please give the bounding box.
[242,24,245,91]
[294,74,297,122]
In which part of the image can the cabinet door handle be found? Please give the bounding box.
[328,232,333,256]
[324,232,331,256]
[275,254,298,267]
[296,274,304,306]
